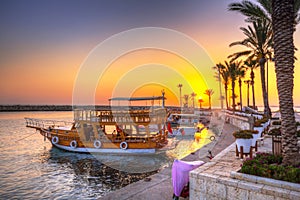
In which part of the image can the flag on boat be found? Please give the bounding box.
[167,122,173,134]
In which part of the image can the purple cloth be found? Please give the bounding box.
[172,159,205,196]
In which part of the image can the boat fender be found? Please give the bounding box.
[94,140,102,149]
[70,140,77,148]
[120,141,128,150]
[51,136,59,144]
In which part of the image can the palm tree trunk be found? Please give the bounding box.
[225,84,229,109]
[272,0,299,166]
[259,58,271,117]
[250,69,256,109]
[218,69,224,109]
[246,82,250,107]
[232,80,236,111]
[239,78,242,110]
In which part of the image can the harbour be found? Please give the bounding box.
[0,111,214,199]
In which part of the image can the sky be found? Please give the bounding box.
[0,0,300,108]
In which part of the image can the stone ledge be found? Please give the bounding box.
[191,170,300,200]
[190,136,300,200]
[230,171,300,192]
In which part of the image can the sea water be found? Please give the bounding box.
[0,111,214,199]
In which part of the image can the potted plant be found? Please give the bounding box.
[253,120,264,137]
[268,128,281,136]
[272,120,281,126]
[260,118,270,129]
[248,130,260,149]
[233,130,253,154]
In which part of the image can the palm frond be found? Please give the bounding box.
[228,50,252,62]
[294,0,300,28]
[257,0,272,15]
[228,0,270,22]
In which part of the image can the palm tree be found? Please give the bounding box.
[183,94,189,108]
[190,92,197,110]
[272,0,299,165]
[227,61,244,111]
[204,89,214,109]
[229,19,272,117]
[215,62,230,109]
[228,0,300,29]
[228,0,300,117]
[244,59,259,109]
[237,66,246,110]
[198,97,204,109]
[212,64,224,109]
[244,80,251,107]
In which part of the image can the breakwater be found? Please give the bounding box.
[0,105,109,112]
[0,105,181,112]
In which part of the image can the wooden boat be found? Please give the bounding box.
[25,107,168,154]
[167,113,200,136]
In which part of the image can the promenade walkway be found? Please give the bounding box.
[100,120,240,200]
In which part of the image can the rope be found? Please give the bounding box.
[15,130,38,143]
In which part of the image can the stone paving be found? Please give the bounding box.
[101,113,300,200]
[100,118,240,200]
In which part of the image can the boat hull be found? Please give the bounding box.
[25,107,168,154]
[171,127,197,136]
[41,129,162,154]
[52,143,155,154]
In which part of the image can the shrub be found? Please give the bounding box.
[233,130,254,139]
[268,128,281,136]
[254,117,269,127]
[272,121,281,126]
[297,130,300,137]
[254,120,263,127]
[240,153,299,183]
[296,121,300,126]
[271,117,280,120]
[260,118,269,123]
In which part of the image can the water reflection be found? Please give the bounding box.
[41,148,158,197]
[0,111,216,199]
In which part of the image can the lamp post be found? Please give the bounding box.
[161,89,165,108]
[177,84,183,108]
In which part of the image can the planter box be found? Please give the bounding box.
[235,138,252,153]
[262,122,268,129]
[254,126,264,137]
[251,133,260,147]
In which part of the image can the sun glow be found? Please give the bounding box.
[95,49,215,106]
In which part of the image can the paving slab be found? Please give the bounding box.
[100,117,240,200]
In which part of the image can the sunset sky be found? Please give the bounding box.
[0,0,300,108]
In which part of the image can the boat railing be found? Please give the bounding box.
[25,117,73,129]
[73,108,166,124]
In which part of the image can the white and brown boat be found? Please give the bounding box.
[25,103,168,154]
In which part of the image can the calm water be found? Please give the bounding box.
[0,111,214,199]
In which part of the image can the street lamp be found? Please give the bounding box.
[161,89,165,108]
[177,84,183,108]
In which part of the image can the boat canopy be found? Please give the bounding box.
[109,96,166,101]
